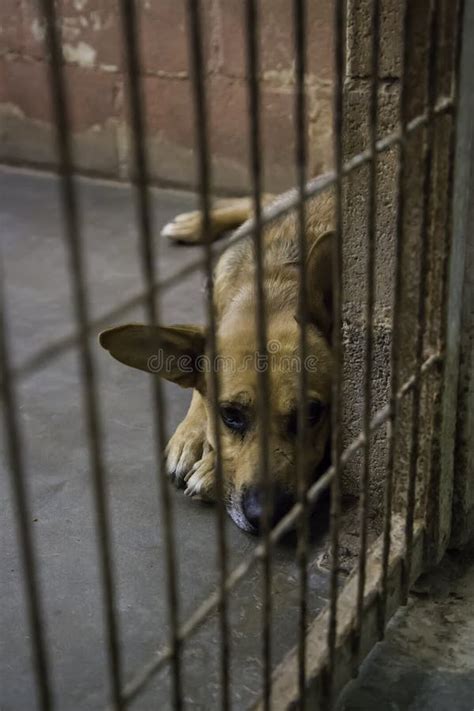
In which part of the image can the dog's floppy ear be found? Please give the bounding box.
[99,324,206,389]
[306,230,334,339]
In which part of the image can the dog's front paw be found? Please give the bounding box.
[165,426,207,487]
[183,450,216,501]
[160,211,203,243]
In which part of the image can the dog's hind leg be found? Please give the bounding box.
[165,389,212,495]
[161,195,274,244]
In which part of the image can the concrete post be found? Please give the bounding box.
[341,0,464,560]
[448,0,474,550]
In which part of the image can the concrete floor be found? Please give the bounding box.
[1,168,473,711]
[337,545,474,711]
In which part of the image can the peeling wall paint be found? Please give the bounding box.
[73,0,88,11]
[62,41,97,68]
[30,18,45,43]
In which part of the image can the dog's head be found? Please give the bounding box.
[99,232,333,534]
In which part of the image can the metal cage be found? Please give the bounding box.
[1,0,472,709]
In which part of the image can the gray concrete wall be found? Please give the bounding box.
[340,0,464,554]
[341,0,401,513]
[341,0,403,514]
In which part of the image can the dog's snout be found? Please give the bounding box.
[241,485,295,533]
[240,487,262,531]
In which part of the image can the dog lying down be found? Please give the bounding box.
[99,189,335,534]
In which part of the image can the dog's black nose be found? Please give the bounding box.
[241,485,295,533]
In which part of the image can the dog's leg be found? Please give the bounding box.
[165,389,213,496]
[161,196,274,244]
[161,198,252,244]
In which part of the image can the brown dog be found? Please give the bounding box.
[99,189,334,533]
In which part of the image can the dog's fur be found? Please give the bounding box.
[100,189,335,533]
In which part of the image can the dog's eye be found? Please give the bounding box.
[287,400,325,436]
[220,406,248,433]
[308,400,325,425]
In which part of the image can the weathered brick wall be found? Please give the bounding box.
[0,0,334,193]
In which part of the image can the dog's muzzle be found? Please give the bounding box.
[227,485,295,535]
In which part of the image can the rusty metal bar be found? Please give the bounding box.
[403,0,440,602]
[117,1,182,708]
[378,0,411,638]
[0,268,52,710]
[244,2,273,707]
[7,96,454,389]
[38,1,123,707]
[326,0,345,703]
[293,0,311,703]
[186,2,231,709]
[353,0,381,667]
[120,351,441,706]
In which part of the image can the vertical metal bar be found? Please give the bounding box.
[0,269,53,710]
[378,0,411,637]
[293,0,310,705]
[38,2,123,707]
[244,2,272,708]
[353,0,381,667]
[403,0,440,602]
[117,2,182,708]
[185,3,231,709]
[326,0,345,702]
